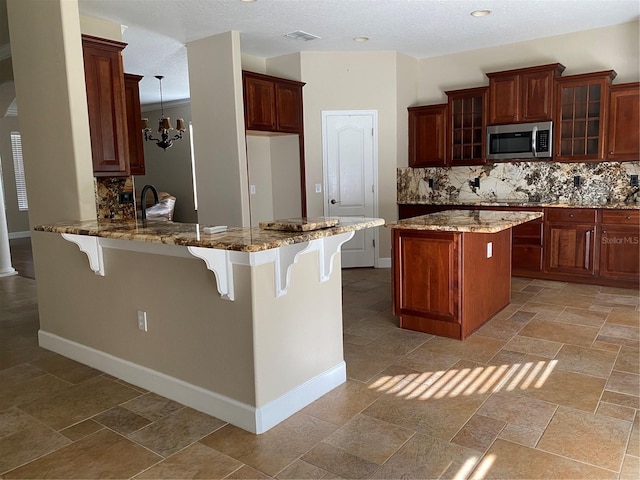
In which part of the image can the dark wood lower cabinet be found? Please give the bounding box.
[392,228,511,340]
[599,210,640,281]
[398,204,639,288]
[544,223,596,276]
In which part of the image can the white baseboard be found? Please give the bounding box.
[9,231,31,239]
[38,330,345,434]
[376,257,391,268]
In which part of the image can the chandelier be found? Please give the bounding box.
[141,75,185,150]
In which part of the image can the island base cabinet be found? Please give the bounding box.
[392,228,512,340]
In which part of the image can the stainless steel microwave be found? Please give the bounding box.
[486,121,553,160]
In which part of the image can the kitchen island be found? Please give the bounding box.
[33,216,383,434]
[386,210,543,340]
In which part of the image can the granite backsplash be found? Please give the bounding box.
[94,176,136,221]
[398,161,640,205]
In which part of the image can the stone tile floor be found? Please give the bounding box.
[0,242,638,478]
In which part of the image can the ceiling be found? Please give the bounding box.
[12,1,640,105]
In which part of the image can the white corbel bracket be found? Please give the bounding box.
[62,234,104,276]
[61,231,355,301]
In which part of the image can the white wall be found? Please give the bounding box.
[138,103,197,223]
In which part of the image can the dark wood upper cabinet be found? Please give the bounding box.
[242,71,304,133]
[554,71,617,162]
[445,87,488,166]
[487,63,565,124]
[408,104,448,167]
[606,82,640,161]
[123,74,145,176]
[275,82,303,133]
[81,34,130,177]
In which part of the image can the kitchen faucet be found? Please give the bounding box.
[140,184,159,221]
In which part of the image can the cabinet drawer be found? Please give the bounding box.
[545,208,596,224]
[601,210,640,225]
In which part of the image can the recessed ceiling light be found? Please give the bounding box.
[471,9,491,17]
[240,0,257,3]
[353,37,369,42]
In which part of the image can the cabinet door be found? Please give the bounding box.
[82,35,130,176]
[521,70,556,122]
[124,74,145,175]
[275,82,302,133]
[606,82,640,161]
[554,71,616,162]
[243,75,276,130]
[599,225,640,281]
[393,230,459,323]
[408,104,448,167]
[446,87,487,166]
[544,223,596,275]
[489,74,519,124]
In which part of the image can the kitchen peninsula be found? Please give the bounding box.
[387,210,543,340]
[34,216,383,434]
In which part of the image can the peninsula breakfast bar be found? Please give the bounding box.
[34,216,383,434]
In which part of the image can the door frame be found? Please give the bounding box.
[321,110,380,267]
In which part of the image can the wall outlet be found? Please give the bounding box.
[250,185,256,195]
[137,311,148,332]
[118,191,134,204]
[631,175,639,186]
[315,183,322,193]
[573,175,582,187]
[428,178,434,188]
[486,242,493,258]
[473,177,481,188]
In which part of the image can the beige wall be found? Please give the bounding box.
[246,135,274,226]
[33,232,258,403]
[396,53,418,169]
[417,22,640,104]
[270,134,302,220]
[79,14,122,41]
[8,0,95,227]
[0,115,29,233]
[188,31,250,227]
[299,51,399,258]
[138,103,197,223]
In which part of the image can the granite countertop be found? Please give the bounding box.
[34,217,385,252]
[386,210,544,233]
[398,199,640,210]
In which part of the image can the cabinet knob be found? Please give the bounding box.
[569,214,574,218]
[626,216,631,220]
[609,151,614,155]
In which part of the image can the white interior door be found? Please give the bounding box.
[323,111,377,268]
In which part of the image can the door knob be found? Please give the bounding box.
[330,199,337,204]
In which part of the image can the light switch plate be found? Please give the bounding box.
[137,311,148,332]
[250,185,256,195]
[315,183,322,193]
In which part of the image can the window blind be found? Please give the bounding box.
[10,132,28,211]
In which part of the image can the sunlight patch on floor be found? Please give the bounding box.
[369,361,558,399]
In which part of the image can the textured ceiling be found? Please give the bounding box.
[75,0,640,105]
